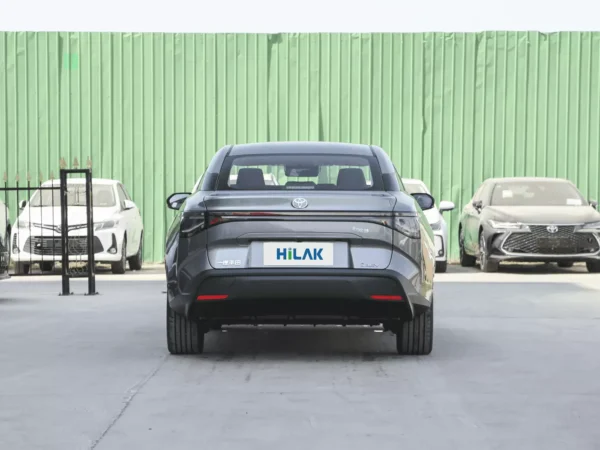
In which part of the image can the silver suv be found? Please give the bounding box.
[165,142,437,355]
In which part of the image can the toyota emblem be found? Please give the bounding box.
[291,198,308,209]
[547,225,559,233]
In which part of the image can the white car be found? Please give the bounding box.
[402,178,455,272]
[0,200,9,280]
[11,178,144,275]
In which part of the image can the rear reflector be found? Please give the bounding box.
[196,295,228,301]
[370,295,403,301]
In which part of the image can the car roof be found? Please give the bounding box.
[42,178,119,186]
[227,141,373,156]
[485,176,572,184]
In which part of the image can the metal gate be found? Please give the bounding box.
[0,163,97,295]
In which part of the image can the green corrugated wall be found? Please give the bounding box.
[1,32,599,263]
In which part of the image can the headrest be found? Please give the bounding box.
[336,168,367,190]
[235,168,265,189]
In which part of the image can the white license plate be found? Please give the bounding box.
[263,242,334,266]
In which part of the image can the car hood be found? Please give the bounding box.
[484,205,600,224]
[17,206,115,226]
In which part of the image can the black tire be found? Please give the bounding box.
[479,232,499,273]
[40,262,54,272]
[459,227,476,267]
[435,260,447,273]
[128,233,143,271]
[586,261,600,273]
[166,299,205,354]
[14,263,30,275]
[396,298,434,355]
[111,238,127,274]
[557,261,574,268]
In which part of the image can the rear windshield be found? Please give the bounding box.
[217,154,384,191]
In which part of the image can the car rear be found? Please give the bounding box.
[166,143,435,355]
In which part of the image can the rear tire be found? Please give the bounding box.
[111,238,127,274]
[459,228,476,267]
[166,300,205,354]
[435,260,447,273]
[586,261,600,273]
[557,261,574,268]
[396,298,434,355]
[14,263,30,275]
[128,233,143,271]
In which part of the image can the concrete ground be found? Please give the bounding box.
[1,264,599,450]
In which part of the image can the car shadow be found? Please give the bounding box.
[191,325,461,360]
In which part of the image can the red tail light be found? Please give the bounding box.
[196,295,229,301]
[370,295,403,301]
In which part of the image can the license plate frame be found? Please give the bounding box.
[262,241,335,267]
[537,237,571,251]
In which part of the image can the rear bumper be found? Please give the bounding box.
[168,268,431,324]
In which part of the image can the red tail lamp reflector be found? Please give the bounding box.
[197,295,228,301]
[370,295,403,301]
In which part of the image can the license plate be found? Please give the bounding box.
[537,238,570,250]
[263,242,334,266]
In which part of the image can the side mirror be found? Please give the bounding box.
[590,199,598,210]
[19,200,27,209]
[123,199,136,211]
[439,200,455,213]
[472,200,483,210]
[412,193,435,211]
[167,193,190,210]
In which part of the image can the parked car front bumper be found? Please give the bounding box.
[10,227,125,264]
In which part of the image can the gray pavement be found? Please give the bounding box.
[1,265,600,450]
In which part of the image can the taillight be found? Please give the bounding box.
[180,213,207,238]
[393,213,420,239]
[370,295,403,301]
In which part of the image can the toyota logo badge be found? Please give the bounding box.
[547,225,559,233]
[292,198,308,209]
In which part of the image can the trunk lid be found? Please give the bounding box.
[202,192,397,270]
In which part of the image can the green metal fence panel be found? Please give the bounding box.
[1,32,599,263]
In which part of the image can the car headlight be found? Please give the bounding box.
[94,220,118,231]
[489,220,530,231]
[429,220,442,231]
[393,213,420,239]
[581,221,600,231]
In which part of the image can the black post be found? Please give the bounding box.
[59,169,71,295]
[84,170,97,295]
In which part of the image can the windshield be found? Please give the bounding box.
[29,184,117,207]
[218,154,383,191]
[490,181,585,206]
[403,182,429,194]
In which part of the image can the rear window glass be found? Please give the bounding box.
[217,154,384,191]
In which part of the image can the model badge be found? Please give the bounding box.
[217,260,241,266]
[547,225,559,234]
[291,198,308,209]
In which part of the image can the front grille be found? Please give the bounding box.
[24,236,104,256]
[502,225,600,255]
